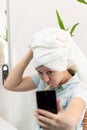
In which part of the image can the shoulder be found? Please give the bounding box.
[73,80,87,106]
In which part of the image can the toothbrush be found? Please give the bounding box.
[44,84,51,90]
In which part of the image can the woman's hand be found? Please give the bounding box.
[35,100,76,130]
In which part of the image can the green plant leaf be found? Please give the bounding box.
[0,27,8,42]
[70,23,79,36]
[55,10,79,37]
[56,10,66,30]
[76,0,87,4]
[6,27,8,41]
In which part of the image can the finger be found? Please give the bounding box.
[36,109,55,119]
[36,117,55,130]
[36,115,51,130]
[36,118,48,129]
[35,114,53,125]
[35,113,57,129]
[57,99,64,112]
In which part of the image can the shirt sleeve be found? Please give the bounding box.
[30,74,40,87]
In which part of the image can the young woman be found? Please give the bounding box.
[4,28,87,130]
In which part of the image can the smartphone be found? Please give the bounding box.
[36,90,57,114]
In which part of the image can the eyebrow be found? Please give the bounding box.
[36,70,43,73]
[37,70,42,72]
[37,70,53,73]
[35,68,53,72]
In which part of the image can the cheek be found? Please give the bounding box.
[50,76,57,82]
[54,78,60,84]
[51,75,61,83]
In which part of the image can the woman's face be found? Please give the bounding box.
[36,65,66,88]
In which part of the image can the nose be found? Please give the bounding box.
[42,74,50,83]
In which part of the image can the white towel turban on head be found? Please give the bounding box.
[29,27,87,83]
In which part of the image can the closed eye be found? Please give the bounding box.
[47,71,53,75]
[37,71,43,75]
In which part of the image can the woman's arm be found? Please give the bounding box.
[35,97,86,130]
[65,97,86,124]
[4,49,37,91]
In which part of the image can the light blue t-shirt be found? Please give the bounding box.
[31,73,87,130]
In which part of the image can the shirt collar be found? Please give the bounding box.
[56,73,80,90]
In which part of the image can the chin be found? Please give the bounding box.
[51,84,58,89]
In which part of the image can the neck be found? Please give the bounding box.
[61,70,72,84]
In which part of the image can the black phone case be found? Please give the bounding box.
[36,90,57,114]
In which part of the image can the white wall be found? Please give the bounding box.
[8,0,87,70]
[8,0,87,130]
[0,0,9,64]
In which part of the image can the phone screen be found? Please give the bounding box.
[36,90,57,114]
